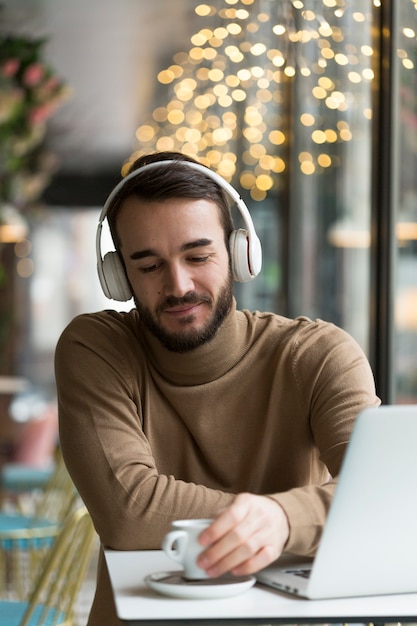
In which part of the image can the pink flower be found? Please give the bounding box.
[29,103,55,124]
[1,58,20,77]
[22,63,45,87]
[42,76,61,92]
[36,77,64,101]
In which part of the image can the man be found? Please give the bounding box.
[55,151,380,625]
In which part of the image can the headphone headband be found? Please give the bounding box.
[96,159,262,300]
[99,160,251,228]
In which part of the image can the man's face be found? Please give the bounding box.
[117,196,233,352]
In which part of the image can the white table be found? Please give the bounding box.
[104,549,417,625]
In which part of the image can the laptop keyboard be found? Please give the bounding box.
[287,568,312,579]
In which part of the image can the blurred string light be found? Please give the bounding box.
[125,0,385,201]
[0,203,28,243]
[395,1,417,243]
[15,239,34,278]
[398,0,417,72]
[0,205,33,279]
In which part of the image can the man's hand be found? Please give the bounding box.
[197,493,289,578]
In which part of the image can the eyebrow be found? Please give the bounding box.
[129,238,213,260]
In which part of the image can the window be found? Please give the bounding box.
[392,1,417,403]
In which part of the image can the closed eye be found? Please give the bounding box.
[189,255,211,263]
[140,262,162,274]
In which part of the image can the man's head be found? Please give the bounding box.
[106,152,235,353]
[98,151,262,352]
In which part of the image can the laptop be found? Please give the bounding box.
[256,404,417,599]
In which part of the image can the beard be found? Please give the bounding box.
[134,274,233,353]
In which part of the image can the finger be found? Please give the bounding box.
[199,493,253,547]
[231,544,279,577]
[199,517,268,577]
[203,534,263,578]
[197,530,246,575]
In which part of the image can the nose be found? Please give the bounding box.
[163,262,194,297]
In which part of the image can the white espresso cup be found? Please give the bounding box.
[162,518,213,579]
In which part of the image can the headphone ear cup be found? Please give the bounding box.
[101,252,132,302]
[229,229,253,283]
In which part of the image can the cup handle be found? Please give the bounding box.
[162,530,188,563]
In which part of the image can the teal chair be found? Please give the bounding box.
[1,464,54,495]
[0,452,78,599]
[0,506,96,626]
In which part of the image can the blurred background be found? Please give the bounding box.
[0,0,416,467]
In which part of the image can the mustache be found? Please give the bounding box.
[157,292,211,313]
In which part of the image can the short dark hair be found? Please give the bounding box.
[107,151,234,251]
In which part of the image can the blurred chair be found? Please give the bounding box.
[0,451,78,599]
[1,396,58,513]
[0,464,54,513]
[0,506,96,626]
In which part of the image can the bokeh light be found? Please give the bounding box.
[124,0,393,199]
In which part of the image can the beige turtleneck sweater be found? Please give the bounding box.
[55,300,379,625]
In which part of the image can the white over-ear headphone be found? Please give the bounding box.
[96,160,262,301]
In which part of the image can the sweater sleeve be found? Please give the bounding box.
[271,318,380,555]
[55,313,235,550]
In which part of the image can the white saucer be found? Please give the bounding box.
[145,571,256,599]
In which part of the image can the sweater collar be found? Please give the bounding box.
[140,298,249,385]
